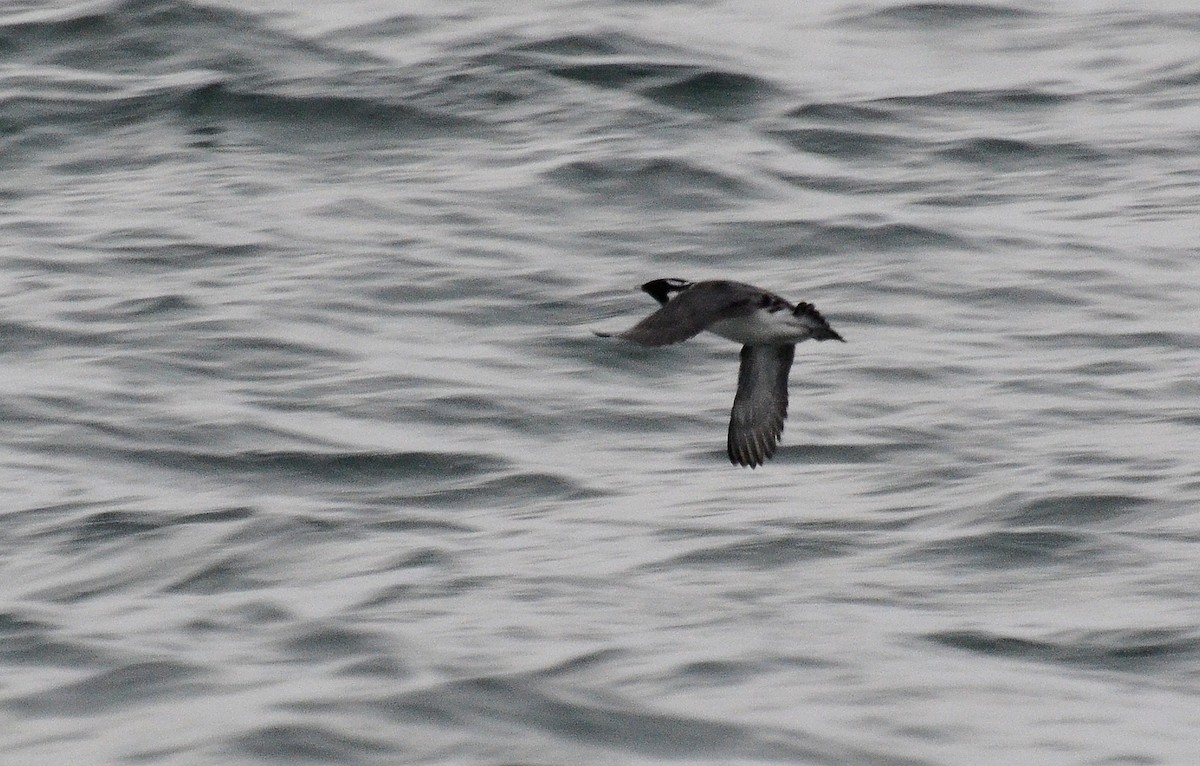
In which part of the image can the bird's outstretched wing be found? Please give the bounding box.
[615,281,759,347]
[728,344,794,468]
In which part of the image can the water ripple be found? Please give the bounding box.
[927,628,1200,672]
[647,533,854,571]
[846,3,1040,27]
[233,724,392,763]
[11,660,209,715]
[374,673,927,765]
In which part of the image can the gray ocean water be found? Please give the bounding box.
[2,1,1199,764]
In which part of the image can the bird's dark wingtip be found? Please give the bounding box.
[727,444,766,468]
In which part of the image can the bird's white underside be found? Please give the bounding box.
[708,310,820,345]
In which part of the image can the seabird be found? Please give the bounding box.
[599,279,844,468]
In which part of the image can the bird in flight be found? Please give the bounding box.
[599,279,844,468]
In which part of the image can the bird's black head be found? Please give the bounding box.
[640,278,693,306]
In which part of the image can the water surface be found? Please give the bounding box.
[1,1,1198,764]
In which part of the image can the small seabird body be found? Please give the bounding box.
[600,279,844,468]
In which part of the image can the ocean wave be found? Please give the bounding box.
[770,127,915,160]
[508,31,667,59]
[1007,493,1151,526]
[0,610,111,666]
[936,136,1110,166]
[640,69,779,118]
[0,318,117,352]
[64,506,253,547]
[400,471,609,508]
[0,0,473,145]
[233,724,392,763]
[180,81,481,143]
[844,3,1040,27]
[545,156,758,209]
[878,87,1074,110]
[9,659,209,714]
[646,532,854,571]
[107,448,510,482]
[913,529,1099,568]
[959,284,1087,307]
[786,101,897,123]
[499,30,780,118]
[927,628,1200,671]
[789,219,968,252]
[0,0,364,77]
[544,60,778,117]
[374,671,915,764]
[1012,330,1198,351]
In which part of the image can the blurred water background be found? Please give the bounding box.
[2,1,1199,764]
